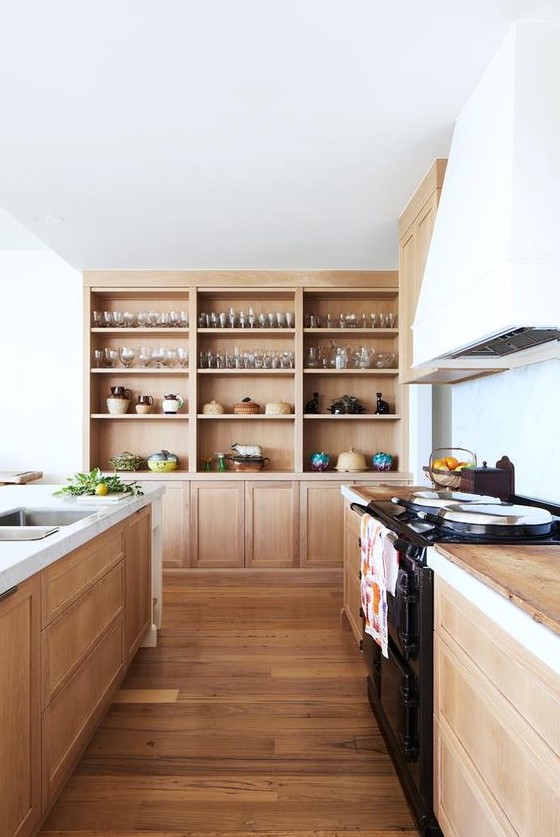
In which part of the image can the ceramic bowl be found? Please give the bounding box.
[147,460,179,472]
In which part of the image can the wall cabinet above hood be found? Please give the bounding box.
[412,21,560,373]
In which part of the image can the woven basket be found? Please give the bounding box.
[423,447,477,489]
[233,401,261,414]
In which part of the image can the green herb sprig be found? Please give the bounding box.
[53,467,144,497]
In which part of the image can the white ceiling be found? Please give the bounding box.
[0,0,559,271]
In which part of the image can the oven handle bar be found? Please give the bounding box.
[349,504,412,553]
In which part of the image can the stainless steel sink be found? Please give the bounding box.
[0,507,96,540]
[0,508,94,527]
[0,526,60,540]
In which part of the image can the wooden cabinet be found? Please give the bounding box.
[190,480,245,568]
[399,159,447,384]
[41,523,126,807]
[246,481,299,568]
[434,576,560,836]
[300,481,345,567]
[83,272,412,569]
[0,577,41,837]
[124,506,152,662]
[342,500,362,643]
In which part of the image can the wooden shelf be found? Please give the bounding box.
[91,368,189,374]
[304,413,401,420]
[303,368,398,375]
[197,414,295,420]
[197,368,295,375]
[91,414,188,420]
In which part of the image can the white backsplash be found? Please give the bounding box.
[452,358,560,503]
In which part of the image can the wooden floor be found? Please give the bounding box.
[40,572,418,837]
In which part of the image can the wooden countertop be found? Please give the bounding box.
[435,542,560,637]
[344,483,560,638]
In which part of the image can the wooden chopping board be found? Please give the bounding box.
[0,470,43,485]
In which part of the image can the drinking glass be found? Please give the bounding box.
[180,311,189,328]
[138,347,153,367]
[93,349,103,368]
[151,347,166,368]
[93,311,103,328]
[103,348,118,368]
[177,347,189,367]
[119,347,136,368]
[103,311,114,328]
[163,348,177,367]
[112,311,125,328]
[123,311,136,327]
[285,312,294,328]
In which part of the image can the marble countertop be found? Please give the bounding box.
[0,484,164,596]
[341,482,560,671]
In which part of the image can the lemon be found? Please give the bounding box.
[95,483,109,496]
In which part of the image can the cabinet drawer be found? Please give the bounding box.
[435,634,560,836]
[42,523,125,626]
[42,562,124,707]
[42,617,124,805]
[435,578,560,757]
[434,716,516,837]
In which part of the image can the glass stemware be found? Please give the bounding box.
[177,347,189,367]
[119,347,136,368]
[138,347,153,367]
[151,347,166,368]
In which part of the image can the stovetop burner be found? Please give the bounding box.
[364,495,560,548]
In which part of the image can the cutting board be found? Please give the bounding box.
[75,493,132,504]
[0,470,43,485]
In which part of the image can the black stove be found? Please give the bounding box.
[352,488,560,837]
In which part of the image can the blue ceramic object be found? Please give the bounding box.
[310,451,330,471]
[372,451,393,471]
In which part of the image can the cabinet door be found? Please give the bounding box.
[42,618,124,806]
[343,503,362,643]
[190,481,244,568]
[124,505,152,661]
[142,479,189,569]
[245,481,298,568]
[0,577,41,837]
[299,482,344,567]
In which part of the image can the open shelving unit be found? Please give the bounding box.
[83,272,408,477]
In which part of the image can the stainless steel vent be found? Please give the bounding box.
[445,327,560,359]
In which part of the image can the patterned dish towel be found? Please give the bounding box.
[360,513,399,658]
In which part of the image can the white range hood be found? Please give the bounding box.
[413,20,560,369]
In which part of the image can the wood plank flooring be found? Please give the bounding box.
[39,572,418,837]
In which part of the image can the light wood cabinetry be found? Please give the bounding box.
[0,577,41,837]
[399,159,447,384]
[124,506,152,662]
[40,523,127,807]
[342,500,362,643]
[434,576,560,836]
[246,480,299,568]
[190,480,245,568]
[300,482,345,567]
[84,271,411,569]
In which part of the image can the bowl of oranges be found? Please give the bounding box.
[423,447,477,489]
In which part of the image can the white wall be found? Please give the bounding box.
[0,250,82,481]
[451,358,560,503]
